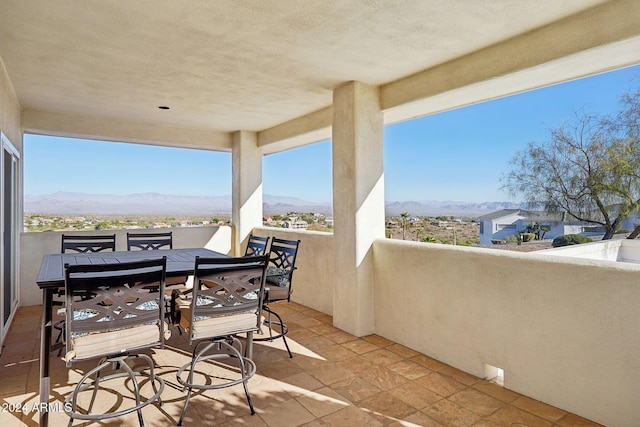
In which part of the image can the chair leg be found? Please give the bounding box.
[260,305,293,358]
[66,359,112,424]
[240,353,255,416]
[119,359,144,427]
[178,352,198,425]
[65,355,164,426]
[170,291,183,335]
[86,358,106,414]
[53,319,65,356]
[177,337,257,424]
[137,354,163,407]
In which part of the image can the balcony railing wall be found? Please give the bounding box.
[251,227,335,316]
[19,226,232,306]
[373,238,640,427]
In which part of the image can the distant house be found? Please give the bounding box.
[478,209,608,245]
[282,220,309,229]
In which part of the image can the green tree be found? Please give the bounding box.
[400,212,409,240]
[502,87,640,240]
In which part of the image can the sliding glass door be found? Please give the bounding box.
[1,132,19,349]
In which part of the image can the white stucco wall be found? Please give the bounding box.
[19,226,232,306]
[373,239,640,427]
[0,57,21,148]
[251,227,334,316]
[539,238,640,264]
[20,226,334,315]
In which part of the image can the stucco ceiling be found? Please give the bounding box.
[0,0,629,145]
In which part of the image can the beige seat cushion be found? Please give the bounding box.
[65,323,167,362]
[166,275,189,287]
[177,301,258,340]
[266,286,290,301]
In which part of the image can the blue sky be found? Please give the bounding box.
[24,64,640,204]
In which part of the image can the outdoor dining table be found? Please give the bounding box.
[35,247,228,427]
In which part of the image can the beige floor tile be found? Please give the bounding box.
[308,362,356,386]
[293,317,325,329]
[410,354,450,371]
[554,413,605,426]
[340,339,380,355]
[295,386,350,418]
[423,399,481,427]
[389,410,445,426]
[511,395,567,422]
[287,328,320,341]
[248,376,296,411]
[296,335,337,352]
[334,354,379,376]
[361,348,406,366]
[330,375,381,403]
[259,397,316,427]
[323,330,358,344]
[439,366,482,386]
[360,365,410,391]
[314,344,358,362]
[448,388,505,417]
[280,372,325,394]
[481,405,553,427]
[386,343,421,358]
[414,372,466,397]
[217,413,269,426]
[387,380,442,409]
[317,405,385,427]
[472,380,521,403]
[307,324,342,336]
[282,307,312,322]
[387,360,432,380]
[358,391,418,420]
[259,358,305,380]
[306,312,333,325]
[300,420,328,427]
[290,353,330,371]
[362,334,395,347]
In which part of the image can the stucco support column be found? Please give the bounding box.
[332,81,385,336]
[232,131,263,255]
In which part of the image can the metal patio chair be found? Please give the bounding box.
[62,257,168,427]
[61,234,117,253]
[244,234,270,257]
[53,234,117,354]
[254,237,300,358]
[127,231,188,325]
[127,231,173,250]
[174,255,268,426]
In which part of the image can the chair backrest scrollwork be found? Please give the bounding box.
[61,234,116,253]
[63,257,167,364]
[127,232,173,251]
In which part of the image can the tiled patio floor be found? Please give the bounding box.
[1,304,602,427]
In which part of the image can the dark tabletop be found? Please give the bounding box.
[36,247,227,288]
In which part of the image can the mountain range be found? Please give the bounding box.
[24,192,521,217]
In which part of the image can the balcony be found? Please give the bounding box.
[7,227,640,425]
[2,2,640,426]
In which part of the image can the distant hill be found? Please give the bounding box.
[24,191,521,217]
[384,200,522,217]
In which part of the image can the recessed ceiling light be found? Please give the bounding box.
[158,106,170,110]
